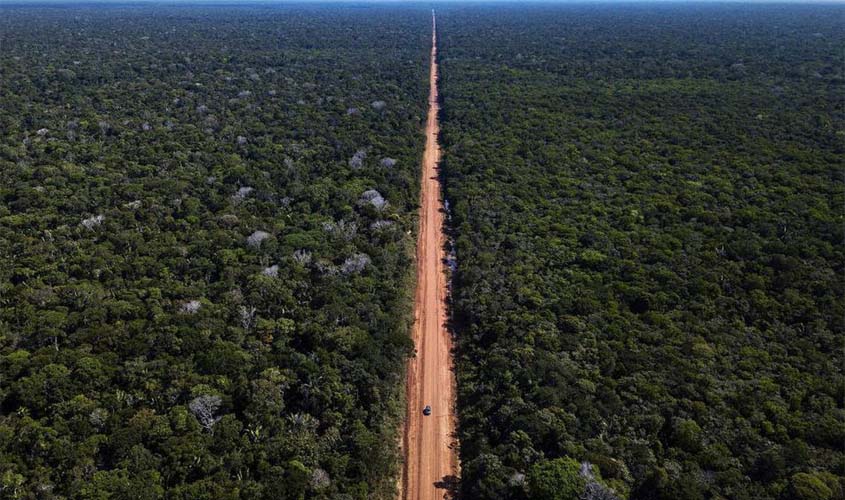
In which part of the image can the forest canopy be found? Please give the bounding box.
[1,2,843,499]
[0,4,430,498]
[436,4,844,500]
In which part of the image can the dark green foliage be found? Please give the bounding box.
[785,473,834,500]
[437,4,844,499]
[527,457,585,500]
[0,4,430,497]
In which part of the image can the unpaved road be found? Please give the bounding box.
[401,10,459,500]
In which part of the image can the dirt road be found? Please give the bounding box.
[401,10,459,500]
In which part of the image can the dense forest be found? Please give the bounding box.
[0,4,431,498]
[437,4,844,500]
[2,3,844,499]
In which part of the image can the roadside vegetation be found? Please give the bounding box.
[0,4,430,498]
[437,4,844,499]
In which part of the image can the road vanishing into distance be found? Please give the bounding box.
[401,10,459,500]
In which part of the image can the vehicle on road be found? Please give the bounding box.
[423,405,432,416]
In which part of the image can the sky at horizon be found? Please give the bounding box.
[1,0,844,4]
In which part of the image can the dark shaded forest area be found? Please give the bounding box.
[437,4,844,500]
[0,4,430,498]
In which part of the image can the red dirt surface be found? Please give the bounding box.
[400,10,459,500]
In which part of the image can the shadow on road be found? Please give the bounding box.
[434,474,460,499]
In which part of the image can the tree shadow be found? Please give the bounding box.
[434,474,460,499]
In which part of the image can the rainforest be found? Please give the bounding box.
[0,2,842,500]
